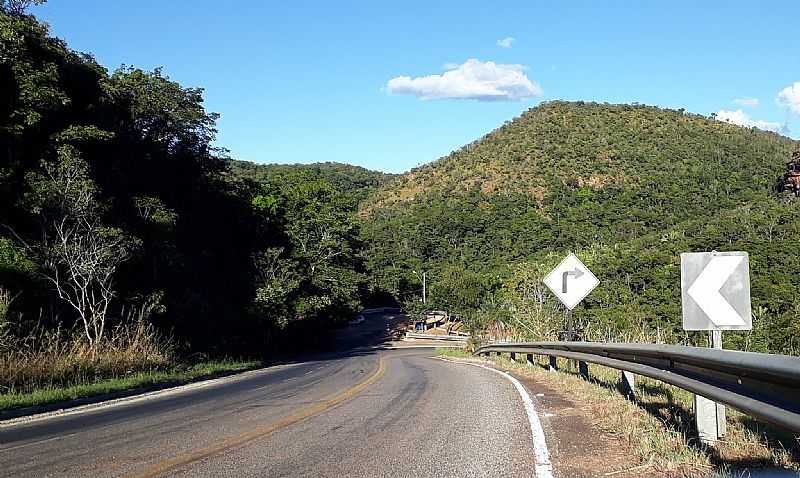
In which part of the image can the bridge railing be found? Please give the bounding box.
[474,341,800,440]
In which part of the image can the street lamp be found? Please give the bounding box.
[411,270,427,305]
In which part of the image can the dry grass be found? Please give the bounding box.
[0,318,262,412]
[0,319,174,396]
[438,348,800,477]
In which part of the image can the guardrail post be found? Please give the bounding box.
[716,402,727,438]
[621,371,636,400]
[496,352,502,357]
[548,356,557,371]
[526,353,534,366]
[690,331,728,444]
[695,395,720,445]
[711,331,727,438]
[579,361,589,380]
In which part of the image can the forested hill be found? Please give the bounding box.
[362,101,796,265]
[361,102,800,353]
[0,9,378,371]
[364,101,794,224]
[229,160,396,203]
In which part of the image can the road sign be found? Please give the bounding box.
[543,253,599,310]
[680,251,751,331]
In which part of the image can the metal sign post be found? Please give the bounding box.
[681,251,751,444]
[544,253,599,381]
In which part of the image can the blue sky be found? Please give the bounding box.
[35,0,800,173]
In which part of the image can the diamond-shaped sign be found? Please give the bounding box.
[543,253,599,310]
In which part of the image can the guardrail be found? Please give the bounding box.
[406,332,469,342]
[361,307,403,315]
[474,341,800,438]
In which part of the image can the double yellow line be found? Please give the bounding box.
[126,356,386,478]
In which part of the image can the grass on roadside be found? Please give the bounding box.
[0,359,262,411]
[0,317,264,413]
[437,348,800,477]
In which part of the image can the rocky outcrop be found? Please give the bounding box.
[783,150,800,197]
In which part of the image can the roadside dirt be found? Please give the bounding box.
[468,359,662,478]
[513,372,656,478]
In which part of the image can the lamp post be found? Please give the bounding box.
[411,270,427,305]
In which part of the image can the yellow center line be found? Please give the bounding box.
[124,356,386,478]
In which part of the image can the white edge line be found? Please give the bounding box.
[438,357,554,478]
[0,362,305,429]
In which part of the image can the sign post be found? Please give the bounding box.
[544,253,599,379]
[680,251,751,444]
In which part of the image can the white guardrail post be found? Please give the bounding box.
[548,355,557,371]
[578,361,589,380]
[695,330,727,445]
[621,370,636,401]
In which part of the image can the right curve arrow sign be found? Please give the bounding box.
[681,251,752,331]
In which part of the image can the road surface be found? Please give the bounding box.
[0,313,543,477]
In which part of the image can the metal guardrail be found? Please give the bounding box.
[406,332,469,342]
[361,307,403,315]
[474,341,800,434]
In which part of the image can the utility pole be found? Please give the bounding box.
[412,270,428,306]
[422,271,427,305]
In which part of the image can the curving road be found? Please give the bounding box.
[0,313,543,477]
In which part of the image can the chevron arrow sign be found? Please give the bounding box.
[680,251,752,331]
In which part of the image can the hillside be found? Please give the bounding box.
[365,100,792,216]
[230,160,396,200]
[362,101,796,263]
[360,101,800,352]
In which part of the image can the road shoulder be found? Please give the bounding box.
[439,354,657,478]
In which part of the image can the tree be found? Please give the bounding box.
[27,146,137,347]
[249,172,366,324]
[1,0,46,15]
[252,247,299,328]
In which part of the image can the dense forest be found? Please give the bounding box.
[230,160,396,202]
[361,102,800,353]
[0,6,394,399]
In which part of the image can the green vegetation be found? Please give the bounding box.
[0,359,260,411]
[229,160,396,204]
[0,7,385,403]
[363,102,800,353]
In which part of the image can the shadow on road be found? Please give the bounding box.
[264,310,411,367]
[0,310,410,422]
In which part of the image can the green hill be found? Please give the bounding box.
[360,101,800,352]
[230,160,396,202]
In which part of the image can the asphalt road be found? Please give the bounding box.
[0,313,540,477]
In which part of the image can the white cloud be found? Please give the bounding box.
[496,37,514,48]
[777,82,800,114]
[715,109,782,132]
[733,97,759,107]
[385,59,542,102]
